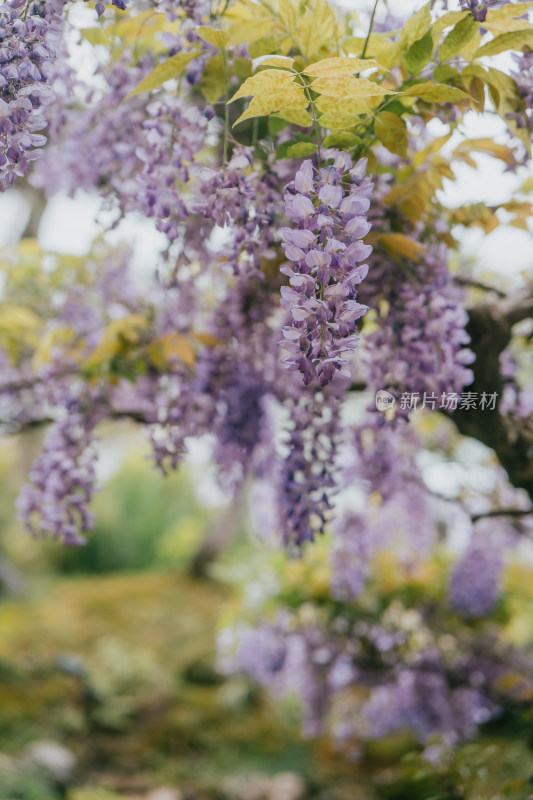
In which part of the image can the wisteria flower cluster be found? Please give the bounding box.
[0,0,63,190]
[16,406,97,546]
[280,154,373,386]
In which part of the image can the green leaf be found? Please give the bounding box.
[275,134,314,159]
[286,142,317,158]
[401,2,432,47]
[233,57,252,81]
[124,52,198,100]
[196,26,230,49]
[322,132,360,148]
[403,30,434,75]
[374,112,408,158]
[474,29,533,58]
[433,10,469,34]
[269,117,291,135]
[439,14,478,61]
[433,64,461,82]
[403,81,470,103]
[200,54,225,102]
[249,34,280,59]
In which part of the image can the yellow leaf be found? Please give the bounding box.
[200,54,225,102]
[401,2,432,47]
[454,137,517,167]
[32,327,78,370]
[0,304,40,333]
[226,17,276,47]
[374,112,408,158]
[474,29,533,58]
[192,331,221,347]
[124,52,198,100]
[288,0,338,58]
[433,10,469,34]
[311,75,392,99]
[378,233,426,262]
[274,106,313,127]
[403,81,470,103]
[254,55,295,69]
[486,2,533,21]
[234,86,308,126]
[439,15,478,61]
[148,332,195,369]
[229,68,297,102]
[302,56,380,77]
[84,314,148,370]
[196,26,230,49]
[316,94,373,115]
[483,18,533,35]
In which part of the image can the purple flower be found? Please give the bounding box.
[459,0,511,22]
[280,154,373,386]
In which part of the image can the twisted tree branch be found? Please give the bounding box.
[450,287,533,501]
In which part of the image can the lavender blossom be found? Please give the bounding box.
[448,521,507,617]
[280,153,373,386]
[16,409,97,546]
[0,0,63,190]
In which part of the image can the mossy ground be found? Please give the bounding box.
[0,570,364,799]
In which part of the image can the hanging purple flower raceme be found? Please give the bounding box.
[0,0,65,191]
[280,153,373,386]
[16,407,98,546]
[362,243,475,420]
[448,519,510,618]
[276,384,344,547]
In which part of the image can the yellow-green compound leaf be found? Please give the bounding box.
[404,81,470,103]
[230,69,309,127]
[316,95,374,114]
[433,10,469,34]
[317,95,373,129]
[379,233,426,262]
[200,54,225,102]
[302,56,380,77]
[374,112,408,158]
[483,18,533,35]
[253,55,295,69]
[439,14,478,61]
[249,34,280,59]
[474,29,533,58]
[229,69,297,102]
[401,2,432,47]
[323,131,360,148]
[196,26,230,49]
[274,106,313,127]
[311,75,392,99]
[124,52,198,100]
[404,29,434,75]
[486,2,533,20]
[286,142,316,158]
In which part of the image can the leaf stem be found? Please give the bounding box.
[223,48,230,164]
[362,0,380,59]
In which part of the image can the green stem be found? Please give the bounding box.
[295,72,322,166]
[362,0,380,59]
[223,48,229,165]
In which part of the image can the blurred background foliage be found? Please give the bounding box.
[1,425,533,799]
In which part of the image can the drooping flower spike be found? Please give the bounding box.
[280,154,373,386]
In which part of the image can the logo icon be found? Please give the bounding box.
[375,390,396,413]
